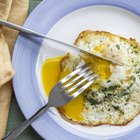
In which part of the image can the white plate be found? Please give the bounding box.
[36,6,140,138]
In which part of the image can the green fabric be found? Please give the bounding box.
[6,0,43,140]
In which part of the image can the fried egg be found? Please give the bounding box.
[42,30,140,126]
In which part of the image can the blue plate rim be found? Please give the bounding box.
[12,0,140,139]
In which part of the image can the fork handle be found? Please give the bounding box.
[2,104,50,140]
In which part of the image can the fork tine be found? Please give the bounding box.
[67,72,96,93]
[60,63,91,84]
[71,75,98,98]
[63,67,91,89]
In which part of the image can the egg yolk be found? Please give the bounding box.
[42,56,84,121]
[41,54,111,122]
[82,55,111,79]
[58,68,85,121]
[42,56,63,95]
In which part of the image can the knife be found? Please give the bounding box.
[0,19,123,66]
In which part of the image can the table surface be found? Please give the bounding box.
[6,0,43,140]
[6,1,140,140]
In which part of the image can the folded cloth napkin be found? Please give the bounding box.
[0,33,14,87]
[0,0,29,139]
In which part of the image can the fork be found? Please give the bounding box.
[2,63,98,140]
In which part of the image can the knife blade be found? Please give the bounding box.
[0,19,123,66]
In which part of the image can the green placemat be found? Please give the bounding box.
[6,0,43,140]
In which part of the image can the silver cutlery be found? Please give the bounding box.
[0,19,123,66]
[2,63,98,140]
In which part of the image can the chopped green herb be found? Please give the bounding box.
[107,80,111,83]
[109,85,120,90]
[121,92,130,96]
[136,69,140,74]
[116,45,120,50]
[134,51,138,54]
[112,105,124,114]
[88,99,101,105]
[113,105,119,110]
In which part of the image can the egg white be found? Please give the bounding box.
[60,31,140,126]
